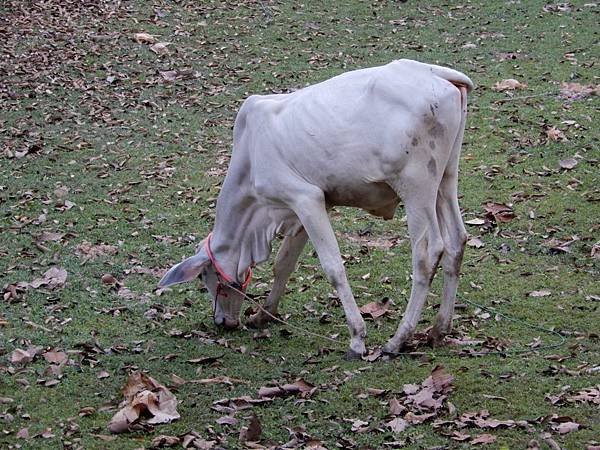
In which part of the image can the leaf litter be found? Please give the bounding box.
[108,372,180,434]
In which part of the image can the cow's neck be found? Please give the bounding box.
[208,163,273,282]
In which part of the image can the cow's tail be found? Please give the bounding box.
[430,65,475,94]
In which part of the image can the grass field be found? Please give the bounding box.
[1,1,598,448]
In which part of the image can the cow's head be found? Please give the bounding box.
[158,237,247,329]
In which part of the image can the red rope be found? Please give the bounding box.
[205,233,253,291]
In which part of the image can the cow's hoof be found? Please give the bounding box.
[344,349,364,361]
[427,324,450,347]
[245,313,270,329]
[427,331,444,348]
[382,340,406,357]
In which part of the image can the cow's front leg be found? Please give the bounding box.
[246,228,308,328]
[291,192,366,359]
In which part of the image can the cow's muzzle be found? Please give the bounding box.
[214,316,240,330]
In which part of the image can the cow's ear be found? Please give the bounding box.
[159,248,210,287]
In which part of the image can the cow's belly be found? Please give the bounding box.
[324,181,400,219]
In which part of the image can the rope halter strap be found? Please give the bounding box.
[204,233,253,291]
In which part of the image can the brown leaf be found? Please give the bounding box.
[467,237,485,248]
[386,417,407,433]
[212,395,272,413]
[546,126,567,142]
[101,273,118,286]
[591,243,600,259]
[449,431,471,441]
[11,348,35,365]
[10,346,43,365]
[554,421,580,434]
[75,241,118,260]
[404,411,436,424]
[359,300,389,319]
[43,351,67,364]
[389,397,406,416]
[108,372,180,433]
[567,386,599,405]
[150,42,171,55]
[38,231,65,242]
[559,158,578,170]
[426,365,455,394]
[28,267,67,290]
[258,378,314,398]
[216,415,238,426]
[133,32,157,44]
[465,218,487,226]
[150,435,181,448]
[186,355,224,365]
[79,407,96,417]
[483,202,515,224]
[191,376,237,386]
[239,414,262,443]
[472,433,497,445]
[160,70,178,82]
[493,79,527,91]
[528,289,551,298]
[560,82,599,100]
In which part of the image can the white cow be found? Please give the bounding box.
[159,59,473,359]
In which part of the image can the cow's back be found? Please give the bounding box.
[235,60,469,210]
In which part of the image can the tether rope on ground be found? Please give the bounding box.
[228,284,567,359]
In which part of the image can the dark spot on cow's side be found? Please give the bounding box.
[411,137,419,147]
[430,104,435,116]
[427,157,437,176]
[428,121,445,138]
[429,140,436,150]
[405,150,409,154]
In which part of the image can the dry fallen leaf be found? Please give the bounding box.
[467,237,485,248]
[472,433,497,445]
[359,300,389,319]
[386,417,407,433]
[546,126,568,142]
[554,421,580,434]
[150,435,181,448]
[150,42,171,55]
[108,372,180,433]
[28,267,68,290]
[465,218,486,226]
[528,290,552,298]
[483,202,515,224]
[38,231,65,242]
[43,351,67,365]
[160,70,178,82]
[75,241,118,260]
[10,346,43,365]
[567,386,600,405]
[258,378,314,398]
[16,427,29,439]
[239,414,262,443]
[592,243,600,259]
[493,79,528,91]
[558,158,578,170]
[560,82,599,100]
[133,32,156,44]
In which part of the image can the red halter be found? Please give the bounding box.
[204,233,253,291]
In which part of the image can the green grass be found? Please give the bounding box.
[1,0,598,448]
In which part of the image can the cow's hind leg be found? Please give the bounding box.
[427,179,467,346]
[246,228,308,328]
[290,189,367,359]
[383,184,444,354]
[428,88,468,346]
